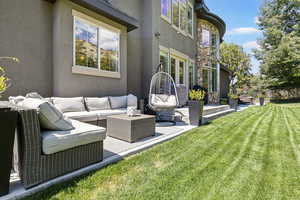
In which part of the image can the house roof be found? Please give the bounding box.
[47,0,138,32]
[195,0,226,38]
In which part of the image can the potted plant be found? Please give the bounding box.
[258,92,266,106]
[228,93,239,111]
[188,90,205,126]
[0,57,19,197]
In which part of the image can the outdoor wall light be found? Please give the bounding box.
[155,32,161,38]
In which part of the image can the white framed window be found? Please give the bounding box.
[172,0,180,29]
[160,47,193,88]
[188,60,195,89]
[202,29,210,47]
[161,0,171,23]
[72,10,121,79]
[170,49,188,85]
[179,0,187,33]
[187,2,194,38]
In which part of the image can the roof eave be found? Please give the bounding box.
[195,2,226,39]
[46,0,138,32]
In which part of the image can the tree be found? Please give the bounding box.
[219,42,252,98]
[255,0,300,92]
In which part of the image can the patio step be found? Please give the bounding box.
[203,105,231,116]
[202,108,236,124]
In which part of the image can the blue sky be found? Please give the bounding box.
[205,0,263,74]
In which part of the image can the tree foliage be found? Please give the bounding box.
[255,0,300,90]
[220,42,252,97]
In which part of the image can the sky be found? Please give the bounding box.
[205,0,263,74]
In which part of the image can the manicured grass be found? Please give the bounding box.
[25,103,300,200]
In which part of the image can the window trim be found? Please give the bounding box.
[187,1,194,39]
[72,10,121,79]
[161,0,172,24]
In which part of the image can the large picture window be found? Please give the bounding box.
[73,11,121,78]
[161,0,171,22]
[75,20,98,69]
[99,28,120,72]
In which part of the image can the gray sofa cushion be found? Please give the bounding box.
[109,96,127,109]
[52,97,86,113]
[64,111,99,122]
[96,109,127,119]
[21,98,74,131]
[127,94,138,108]
[42,120,106,155]
[85,97,111,111]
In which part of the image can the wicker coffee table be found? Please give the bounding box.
[107,114,156,143]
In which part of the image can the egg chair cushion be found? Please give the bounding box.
[150,94,177,109]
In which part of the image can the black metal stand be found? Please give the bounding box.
[0,103,18,197]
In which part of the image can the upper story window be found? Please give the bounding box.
[161,0,171,22]
[202,29,210,47]
[73,10,121,78]
[179,0,187,32]
[172,0,180,29]
[187,2,193,37]
[162,0,194,38]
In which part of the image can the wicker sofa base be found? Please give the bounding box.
[21,142,103,189]
[17,109,105,189]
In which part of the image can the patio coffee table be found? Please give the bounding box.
[107,114,156,143]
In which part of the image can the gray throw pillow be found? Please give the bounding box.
[109,96,127,109]
[21,98,74,131]
[52,97,86,113]
[85,97,111,111]
[127,94,138,108]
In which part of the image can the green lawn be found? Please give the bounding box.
[25,103,300,200]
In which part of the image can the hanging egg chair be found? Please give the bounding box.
[148,64,182,124]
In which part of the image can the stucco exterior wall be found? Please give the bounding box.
[0,0,53,99]
[108,0,144,98]
[52,0,128,97]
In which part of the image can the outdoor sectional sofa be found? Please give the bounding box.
[12,94,138,189]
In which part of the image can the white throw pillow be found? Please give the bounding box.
[52,97,86,113]
[127,94,138,108]
[109,96,127,109]
[9,96,26,105]
[21,98,74,131]
[85,97,111,111]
